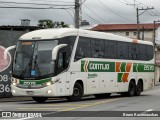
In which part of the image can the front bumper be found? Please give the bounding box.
[11,84,56,97]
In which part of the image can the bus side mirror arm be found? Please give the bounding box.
[52,44,67,60]
[4,45,16,60]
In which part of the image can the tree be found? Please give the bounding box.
[38,19,69,28]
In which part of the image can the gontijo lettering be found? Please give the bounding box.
[90,63,109,70]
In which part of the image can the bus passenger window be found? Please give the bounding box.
[138,44,148,60]
[74,37,91,61]
[130,44,138,60]
[91,39,105,58]
[147,46,154,60]
[105,41,117,59]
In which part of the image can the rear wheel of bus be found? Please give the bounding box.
[32,97,48,103]
[135,80,143,96]
[121,80,136,97]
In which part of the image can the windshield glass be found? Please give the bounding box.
[13,40,58,79]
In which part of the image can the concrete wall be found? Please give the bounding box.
[0,30,27,98]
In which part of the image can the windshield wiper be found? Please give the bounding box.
[20,58,32,78]
[33,55,41,76]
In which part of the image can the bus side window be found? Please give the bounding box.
[105,41,117,59]
[138,44,148,60]
[57,52,66,74]
[74,37,91,61]
[117,42,129,59]
[91,39,105,58]
[147,45,154,60]
[59,36,76,66]
[130,44,138,60]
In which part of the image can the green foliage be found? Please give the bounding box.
[38,19,69,28]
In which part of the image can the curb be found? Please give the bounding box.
[0,97,32,102]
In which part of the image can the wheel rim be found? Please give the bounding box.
[73,88,79,97]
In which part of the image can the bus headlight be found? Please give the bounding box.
[46,82,52,86]
[12,79,19,86]
[45,79,60,86]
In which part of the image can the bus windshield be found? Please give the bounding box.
[13,40,58,79]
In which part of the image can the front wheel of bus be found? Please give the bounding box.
[66,82,83,102]
[32,97,48,103]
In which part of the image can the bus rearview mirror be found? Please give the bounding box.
[4,45,16,60]
[52,44,67,60]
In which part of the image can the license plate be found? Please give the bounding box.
[26,91,34,95]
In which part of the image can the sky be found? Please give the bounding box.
[0,0,160,26]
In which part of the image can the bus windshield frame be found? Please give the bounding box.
[12,39,59,80]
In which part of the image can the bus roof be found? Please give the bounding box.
[19,28,153,45]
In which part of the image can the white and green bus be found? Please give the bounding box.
[5,28,155,103]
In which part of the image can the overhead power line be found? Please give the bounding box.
[97,0,135,23]
[83,12,101,24]
[83,4,108,23]
[115,0,141,6]
[0,1,74,6]
[29,0,74,3]
[0,6,73,9]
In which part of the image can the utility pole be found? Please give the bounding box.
[153,20,160,85]
[75,0,80,28]
[153,20,160,46]
[136,7,154,40]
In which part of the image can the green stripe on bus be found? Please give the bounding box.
[19,78,51,85]
[81,61,115,72]
[81,60,155,72]
[81,60,85,72]
[118,73,123,82]
[120,63,126,72]
[133,63,155,72]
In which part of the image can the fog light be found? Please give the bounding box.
[46,90,52,94]
[12,90,16,93]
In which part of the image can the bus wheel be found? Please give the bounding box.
[66,82,83,102]
[32,97,48,103]
[94,93,111,99]
[128,80,136,97]
[135,80,142,96]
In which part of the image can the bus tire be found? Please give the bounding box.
[135,80,143,96]
[94,93,111,99]
[32,97,48,103]
[128,80,136,97]
[66,82,83,102]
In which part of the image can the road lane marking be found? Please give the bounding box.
[146,109,153,111]
[39,103,98,107]
[18,108,66,110]
[9,98,121,120]
[61,98,121,111]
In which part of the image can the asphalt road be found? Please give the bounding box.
[1,85,160,120]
